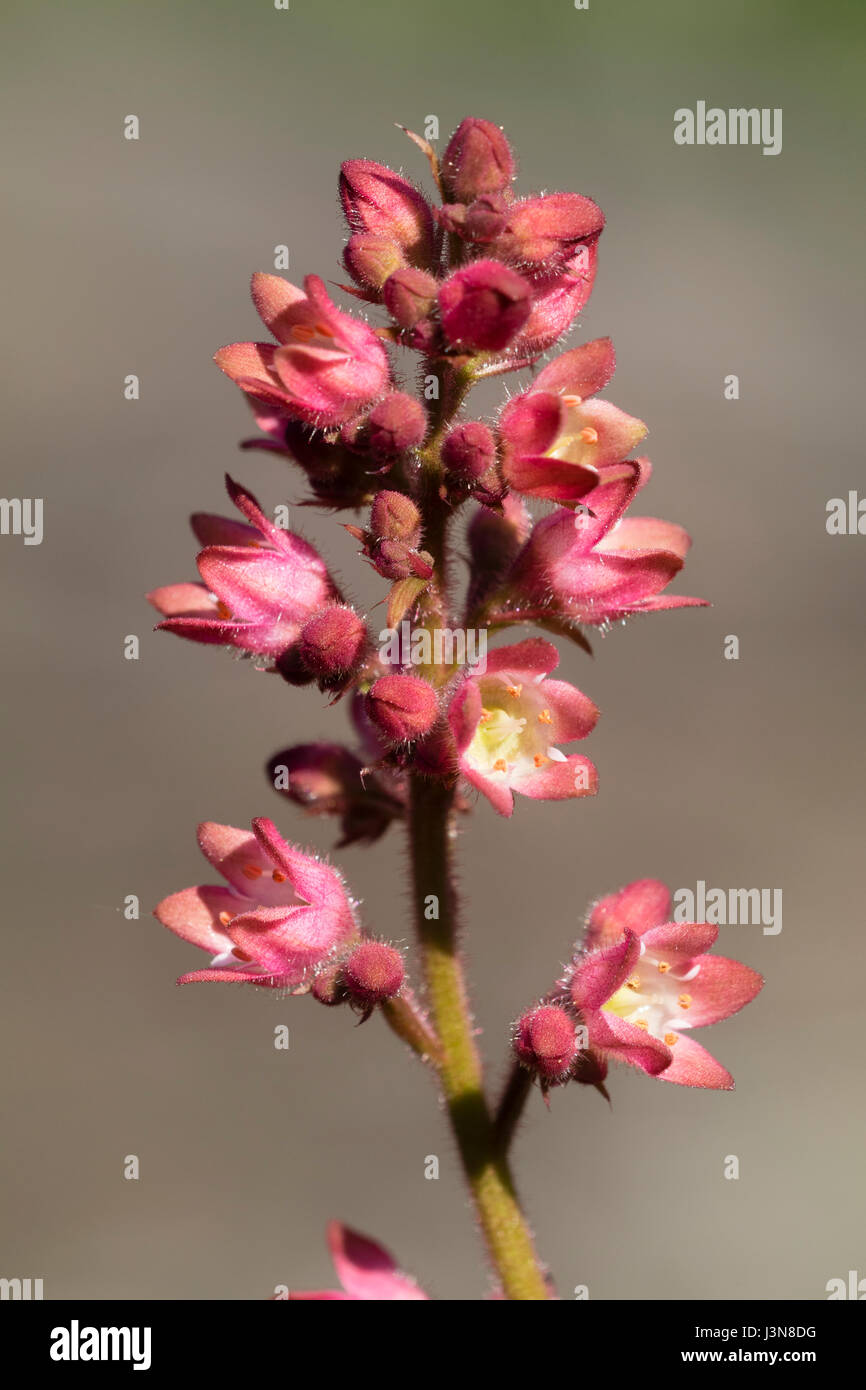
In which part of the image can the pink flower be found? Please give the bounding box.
[568,880,763,1089]
[447,638,598,816]
[500,338,646,502]
[154,819,358,988]
[288,1221,428,1300]
[508,458,707,625]
[510,245,599,358]
[214,273,390,426]
[147,475,337,665]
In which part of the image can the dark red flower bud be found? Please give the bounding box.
[367,674,439,742]
[513,1004,580,1083]
[441,118,515,204]
[367,392,427,458]
[267,742,404,847]
[369,490,422,546]
[383,267,439,329]
[342,941,405,1006]
[299,605,368,679]
[438,261,532,353]
[441,421,497,482]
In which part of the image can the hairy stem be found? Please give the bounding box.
[408,775,549,1299]
[493,1061,534,1153]
[381,988,442,1067]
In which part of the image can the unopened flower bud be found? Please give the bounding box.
[371,540,434,582]
[340,159,434,265]
[438,261,532,353]
[513,1004,580,1083]
[367,392,427,458]
[493,193,604,269]
[441,421,497,482]
[311,958,350,1007]
[267,741,404,847]
[370,490,422,546]
[441,118,515,204]
[299,606,368,680]
[367,674,439,742]
[342,940,405,1006]
[343,233,406,291]
[383,267,438,329]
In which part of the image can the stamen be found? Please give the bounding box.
[216,601,232,620]
[562,394,583,407]
[241,863,263,880]
[290,324,317,340]
[664,1032,678,1046]
[579,427,599,444]
[478,710,491,723]
[625,976,641,991]
[538,709,553,725]
[657,961,671,973]
[218,911,232,927]
[533,753,548,768]
[272,870,287,883]
[493,758,508,773]
[231,947,253,962]
[506,683,523,698]
[678,993,692,1009]
[634,1018,649,1030]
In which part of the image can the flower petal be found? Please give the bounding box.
[571,932,641,1011]
[328,1222,428,1301]
[154,884,252,953]
[655,1033,734,1089]
[673,955,764,1028]
[533,337,616,398]
[587,880,671,948]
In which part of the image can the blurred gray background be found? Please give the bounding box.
[2,0,864,1299]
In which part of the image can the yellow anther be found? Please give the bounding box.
[678,993,692,1010]
[634,1018,649,1031]
[506,683,523,698]
[538,709,553,725]
[625,976,641,991]
[579,426,599,445]
[562,394,583,407]
[218,911,232,927]
[664,1032,678,1046]
[657,961,671,973]
[493,758,508,773]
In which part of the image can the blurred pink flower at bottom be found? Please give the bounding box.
[287,1222,429,1300]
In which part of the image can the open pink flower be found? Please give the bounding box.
[508,458,706,625]
[214,273,390,426]
[288,1221,428,1300]
[154,819,358,988]
[500,338,646,502]
[447,638,598,816]
[568,880,763,1089]
[147,475,336,664]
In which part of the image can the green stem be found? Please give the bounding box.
[381,988,442,1067]
[407,775,549,1300]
